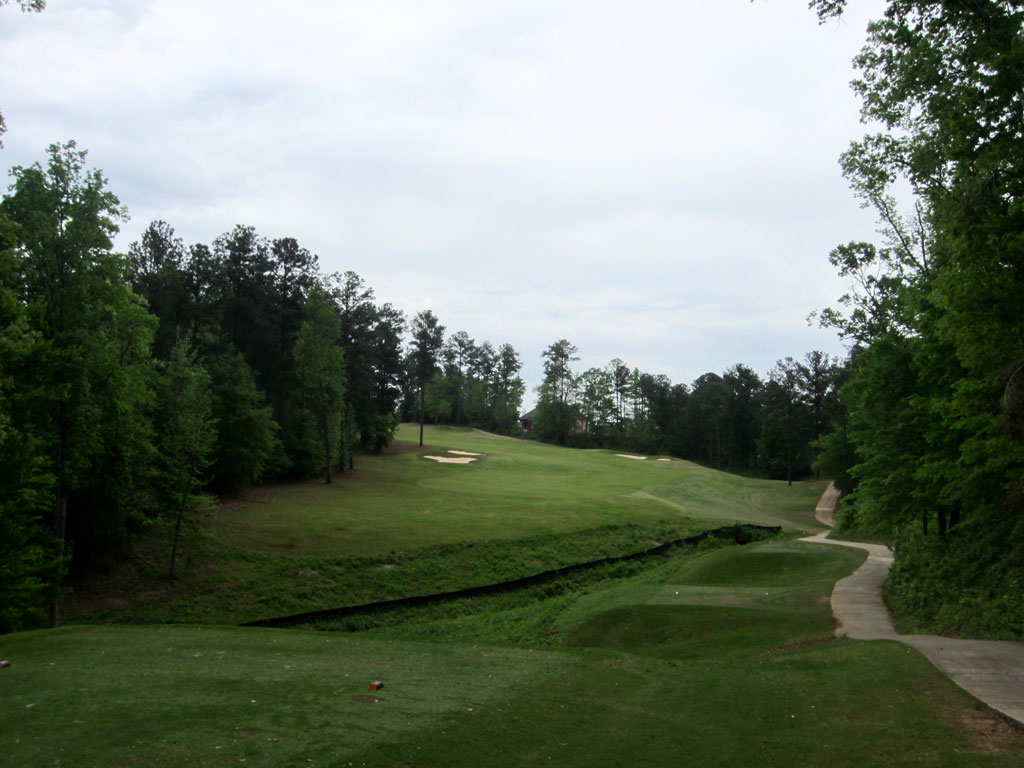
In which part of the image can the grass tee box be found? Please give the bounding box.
[211,425,827,558]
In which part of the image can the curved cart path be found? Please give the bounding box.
[801,483,1024,727]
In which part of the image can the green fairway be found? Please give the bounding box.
[5,540,1020,767]
[36,429,1020,764]
[60,427,829,627]
[211,425,826,558]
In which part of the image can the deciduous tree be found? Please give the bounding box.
[294,283,346,483]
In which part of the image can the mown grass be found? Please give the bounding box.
[210,425,827,558]
[65,426,823,626]
[31,428,1021,764]
[6,539,1022,767]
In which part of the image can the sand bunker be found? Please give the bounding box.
[448,450,483,456]
[616,454,648,460]
[424,455,477,464]
[657,458,671,462]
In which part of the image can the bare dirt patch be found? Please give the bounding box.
[957,706,1024,756]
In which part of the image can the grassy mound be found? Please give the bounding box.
[5,540,1021,767]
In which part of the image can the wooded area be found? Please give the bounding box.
[2,0,1021,641]
[0,141,531,631]
[525,339,842,486]
[807,0,1024,637]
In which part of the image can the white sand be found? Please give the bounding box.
[657,458,671,462]
[448,450,483,456]
[616,454,648,460]
[424,455,477,464]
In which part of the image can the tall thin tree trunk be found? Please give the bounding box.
[50,492,67,628]
[169,473,192,579]
[50,417,69,628]
[419,381,425,446]
[786,400,794,486]
[323,414,332,484]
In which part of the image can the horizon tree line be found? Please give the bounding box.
[529,339,845,483]
[0,141,527,632]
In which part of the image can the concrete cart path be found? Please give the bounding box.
[800,483,1024,727]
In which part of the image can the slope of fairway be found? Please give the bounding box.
[211,425,826,558]
[6,540,1021,767]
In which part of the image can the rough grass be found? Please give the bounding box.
[64,519,713,626]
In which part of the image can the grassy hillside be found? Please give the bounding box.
[212,425,826,558]
[65,426,824,626]
[5,540,1021,767]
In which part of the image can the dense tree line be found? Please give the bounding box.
[0,142,481,632]
[529,338,844,482]
[808,0,1024,637]
[398,313,527,439]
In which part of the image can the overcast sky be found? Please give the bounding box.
[1,0,887,405]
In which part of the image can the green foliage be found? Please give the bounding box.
[0,220,55,630]
[206,351,280,494]
[810,0,1024,637]
[887,519,1024,639]
[408,309,445,445]
[400,326,526,436]
[528,340,840,479]
[157,345,216,578]
[1,141,158,624]
[533,382,581,446]
[423,371,454,423]
[294,283,345,482]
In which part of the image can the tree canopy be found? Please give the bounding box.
[810,0,1024,637]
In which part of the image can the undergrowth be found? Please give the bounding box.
[886,520,1024,640]
[63,518,723,626]
[298,532,765,644]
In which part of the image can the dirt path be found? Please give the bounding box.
[802,483,1024,727]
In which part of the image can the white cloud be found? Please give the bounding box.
[1,0,886,401]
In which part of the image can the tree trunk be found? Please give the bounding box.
[49,416,69,628]
[786,400,793,487]
[49,491,67,628]
[323,414,332,484]
[169,474,192,579]
[419,380,425,446]
[342,408,352,472]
